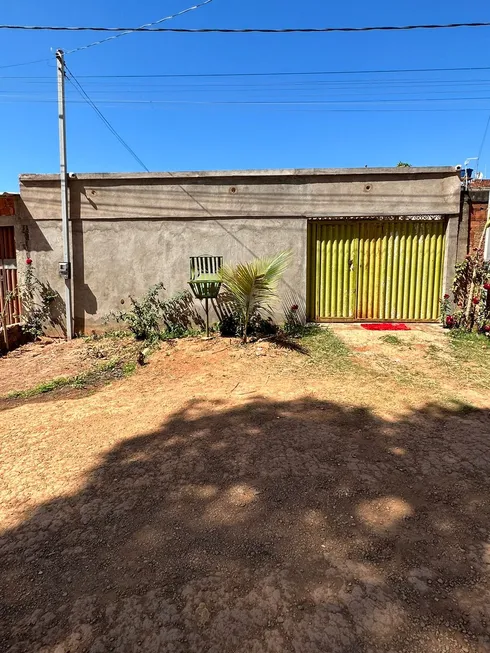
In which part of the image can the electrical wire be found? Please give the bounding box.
[64,63,150,171]
[50,65,490,78]
[0,97,485,112]
[1,21,490,33]
[7,94,490,106]
[65,0,213,54]
[0,57,51,70]
[478,113,490,161]
[4,65,490,80]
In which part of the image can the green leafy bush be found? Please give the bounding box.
[110,283,165,342]
[218,311,278,339]
[109,285,203,342]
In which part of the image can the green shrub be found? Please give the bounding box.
[218,310,278,339]
[110,283,165,342]
[108,285,203,343]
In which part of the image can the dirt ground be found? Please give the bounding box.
[0,336,139,396]
[1,328,490,652]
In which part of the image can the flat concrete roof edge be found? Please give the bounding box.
[19,166,461,183]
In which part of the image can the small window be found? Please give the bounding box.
[485,225,490,261]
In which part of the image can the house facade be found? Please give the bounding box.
[2,166,468,334]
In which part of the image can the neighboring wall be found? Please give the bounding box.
[467,181,490,252]
[17,167,462,332]
[0,193,16,223]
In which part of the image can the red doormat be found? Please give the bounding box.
[361,323,410,331]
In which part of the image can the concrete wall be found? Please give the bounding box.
[16,217,306,333]
[20,167,461,220]
[16,167,462,332]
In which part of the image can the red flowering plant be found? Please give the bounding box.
[440,293,464,329]
[441,222,490,333]
[283,303,303,336]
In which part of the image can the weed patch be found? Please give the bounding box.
[301,327,353,370]
[6,357,138,400]
[379,334,404,346]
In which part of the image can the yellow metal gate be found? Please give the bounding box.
[307,220,446,321]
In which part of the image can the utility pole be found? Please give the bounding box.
[56,49,73,340]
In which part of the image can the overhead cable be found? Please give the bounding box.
[4,65,490,80]
[0,57,51,70]
[64,64,150,171]
[478,114,490,161]
[0,21,489,34]
[65,0,213,53]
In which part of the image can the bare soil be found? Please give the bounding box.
[1,329,490,652]
[0,336,138,396]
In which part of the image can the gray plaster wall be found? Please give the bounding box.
[15,216,306,333]
[20,167,461,220]
[15,167,462,333]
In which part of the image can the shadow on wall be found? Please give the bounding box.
[15,196,54,253]
[163,289,205,332]
[1,396,490,651]
[71,194,98,334]
[281,287,307,324]
[41,283,66,337]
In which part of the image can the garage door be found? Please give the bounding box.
[307,219,446,321]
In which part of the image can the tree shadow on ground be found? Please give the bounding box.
[1,397,490,652]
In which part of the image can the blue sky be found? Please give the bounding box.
[0,1,489,190]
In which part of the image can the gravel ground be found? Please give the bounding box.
[1,336,490,652]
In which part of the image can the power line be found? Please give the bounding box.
[64,63,150,171]
[4,65,490,80]
[7,95,490,106]
[1,21,490,34]
[478,113,490,161]
[65,0,213,54]
[0,57,51,70]
[44,65,490,79]
[0,97,485,112]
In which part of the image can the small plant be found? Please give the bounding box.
[160,290,204,336]
[283,304,304,337]
[218,312,241,337]
[441,235,490,335]
[380,334,403,346]
[218,310,278,339]
[109,285,202,342]
[220,251,291,343]
[0,260,56,349]
[110,282,165,342]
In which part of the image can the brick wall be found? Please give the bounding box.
[468,190,489,252]
[469,179,490,189]
[0,194,16,217]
